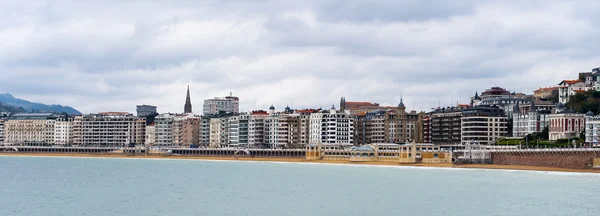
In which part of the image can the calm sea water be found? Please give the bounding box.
[0,156,599,216]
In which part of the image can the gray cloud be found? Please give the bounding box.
[1,0,600,114]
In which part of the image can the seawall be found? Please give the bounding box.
[492,151,600,170]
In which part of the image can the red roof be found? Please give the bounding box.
[561,80,582,85]
[534,87,558,93]
[295,109,320,114]
[457,104,471,108]
[573,89,586,93]
[345,102,376,106]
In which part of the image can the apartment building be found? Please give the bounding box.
[585,111,600,147]
[0,118,4,145]
[512,103,551,137]
[4,113,56,145]
[53,116,73,145]
[461,106,508,145]
[202,94,239,115]
[145,124,156,146]
[309,107,354,145]
[73,112,145,146]
[154,113,175,146]
[172,113,200,146]
[430,107,463,145]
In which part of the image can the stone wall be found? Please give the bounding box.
[492,151,600,170]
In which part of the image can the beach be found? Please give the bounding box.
[2,152,599,174]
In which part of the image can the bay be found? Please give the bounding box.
[0,156,599,216]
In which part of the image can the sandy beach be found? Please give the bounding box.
[2,152,599,174]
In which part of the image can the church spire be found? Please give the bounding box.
[184,85,192,113]
[398,94,406,109]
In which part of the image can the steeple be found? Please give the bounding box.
[184,85,192,113]
[398,94,406,109]
[340,97,346,112]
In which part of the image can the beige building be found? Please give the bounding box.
[4,113,56,145]
[145,124,156,146]
[72,112,145,146]
[173,113,200,146]
[533,86,558,100]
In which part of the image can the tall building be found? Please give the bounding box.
[202,93,239,115]
[72,112,145,146]
[173,113,200,146]
[585,111,600,147]
[248,110,268,148]
[228,114,250,147]
[0,118,5,145]
[4,113,56,145]
[154,113,175,146]
[461,106,508,145]
[199,116,211,146]
[309,107,354,145]
[136,105,157,117]
[429,107,463,145]
[184,86,193,113]
[53,116,73,145]
[548,110,585,141]
[145,124,156,146]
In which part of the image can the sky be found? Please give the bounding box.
[1,0,600,114]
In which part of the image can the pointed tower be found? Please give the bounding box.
[184,85,192,113]
[340,97,346,112]
[397,94,406,112]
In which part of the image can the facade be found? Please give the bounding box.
[422,115,431,143]
[548,111,585,141]
[202,94,239,115]
[228,115,250,147]
[248,111,268,147]
[557,80,587,104]
[430,107,463,145]
[53,117,73,145]
[585,112,600,147]
[172,113,200,146]
[4,113,56,145]
[145,124,156,146]
[478,97,529,118]
[265,114,290,148]
[0,118,4,145]
[461,106,508,145]
[579,67,600,91]
[136,105,157,117]
[512,107,550,137]
[480,86,511,99]
[309,107,354,145]
[154,114,175,146]
[533,87,558,100]
[199,116,211,146]
[73,112,145,146]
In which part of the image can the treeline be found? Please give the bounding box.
[566,90,600,114]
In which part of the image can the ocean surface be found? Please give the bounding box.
[1,156,599,216]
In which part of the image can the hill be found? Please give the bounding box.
[0,102,27,114]
[0,93,81,114]
[565,90,600,114]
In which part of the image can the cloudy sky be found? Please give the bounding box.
[2,0,600,114]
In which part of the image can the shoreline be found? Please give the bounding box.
[2,152,600,174]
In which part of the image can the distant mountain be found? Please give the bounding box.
[0,93,81,114]
[0,102,27,114]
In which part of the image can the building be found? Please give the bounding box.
[202,93,239,115]
[145,123,156,146]
[584,112,600,147]
[4,113,56,145]
[422,115,431,143]
[579,67,600,91]
[512,103,551,137]
[199,116,211,146]
[228,114,250,147]
[557,80,587,104]
[478,97,530,118]
[265,114,290,148]
[73,112,145,146]
[0,118,5,145]
[533,87,558,100]
[309,106,354,145]
[154,113,175,146]
[480,86,511,99]
[461,106,508,145]
[53,116,73,145]
[172,113,200,146]
[248,111,268,147]
[429,107,463,145]
[340,97,383,114]
[136,105,157,117]
[548,110,585,141]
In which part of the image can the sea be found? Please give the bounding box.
[0,156,599,216]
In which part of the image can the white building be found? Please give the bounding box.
[73,112,145,146]
[309,107,354,145]
[228,115,250,147]
[0,118,5,145]
[265,114,290,148]
[154,113,175,146]
[248,111,268,148]
[461,106,508,145]
[512,104,551,137]
[584,112,600,147]
[53,117,73,145]
[548,110,585,141]
[145,124,156,146]
[202,94,239,115]
[557,80,587,104]
[4,113,56,145]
